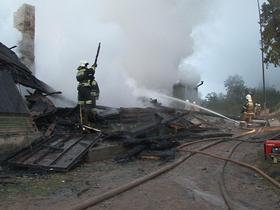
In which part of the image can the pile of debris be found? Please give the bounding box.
[6,99,233,171]
[0,42,233,172]
[99,106,233,162]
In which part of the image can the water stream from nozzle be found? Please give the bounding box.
[159,94,239,124]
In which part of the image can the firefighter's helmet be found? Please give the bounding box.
[246,94,252,101]
[80,60,89,67]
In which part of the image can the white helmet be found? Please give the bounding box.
[246,94,252,101]
[80,60,89,67]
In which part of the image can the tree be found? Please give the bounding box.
[205,92,219,103]
[249,86,280,111]
[202,92,226,114]
[224,75,247,103]
[261,0,280,67]
[202,75,280,116]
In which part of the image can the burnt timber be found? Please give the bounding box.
[7,134,101,171]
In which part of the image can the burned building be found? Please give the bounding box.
[0,42,51,162]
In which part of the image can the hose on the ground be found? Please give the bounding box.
[70,140,224,210]
[181,149,280,189]
[70,129,262,210]
[218,127,265,210]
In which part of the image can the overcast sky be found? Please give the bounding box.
[187,0,280,96]
[1,0,279,106]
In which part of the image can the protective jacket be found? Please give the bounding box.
[242,95,255,123]
[90,79,100,99]
[242,100,254,114]
[77,65,100,104]
[76,66,95,87]
[77,66,95,105]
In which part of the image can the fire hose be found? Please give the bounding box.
[181,149,280,188]
[70,129,279,210]
[71,140,224,210]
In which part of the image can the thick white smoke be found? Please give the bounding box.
[35,0,213,107]
[0,1,21,49]
[2,0,214,107]
[4,1,277,107]
[100,0,209,91]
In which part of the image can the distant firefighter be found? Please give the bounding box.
[254,103,261,117]
[242,94,255,123]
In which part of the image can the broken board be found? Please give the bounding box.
[7,134,100,171]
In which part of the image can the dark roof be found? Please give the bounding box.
[0,71,29,114]
[0,42,53,93]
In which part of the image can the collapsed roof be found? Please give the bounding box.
[0,42,53,93]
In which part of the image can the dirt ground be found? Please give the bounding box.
[0,133,280,210]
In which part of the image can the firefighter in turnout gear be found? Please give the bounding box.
[254,103,261,117]
[242,94,255,124]
[76,61,99,126]
[76,43,101,128]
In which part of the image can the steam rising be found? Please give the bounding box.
[4,1,277,108]
[35,0,213,107]
[100,0,208,91]
[2,0,213,107]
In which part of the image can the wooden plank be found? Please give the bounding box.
[7,134,100,171]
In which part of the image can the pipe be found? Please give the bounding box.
[257,0,267,110]
[9,45,17,50]
[195,81,204,88]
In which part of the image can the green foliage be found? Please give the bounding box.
[261,0,280,67]
[203,74,280,116]
[203,75,248,116]
[249,87,280,112]
[224,75,247,103]
[203,92,225,112]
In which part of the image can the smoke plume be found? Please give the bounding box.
[5,1,277,107]
[2,0,214,107]
[35,0,213,107]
